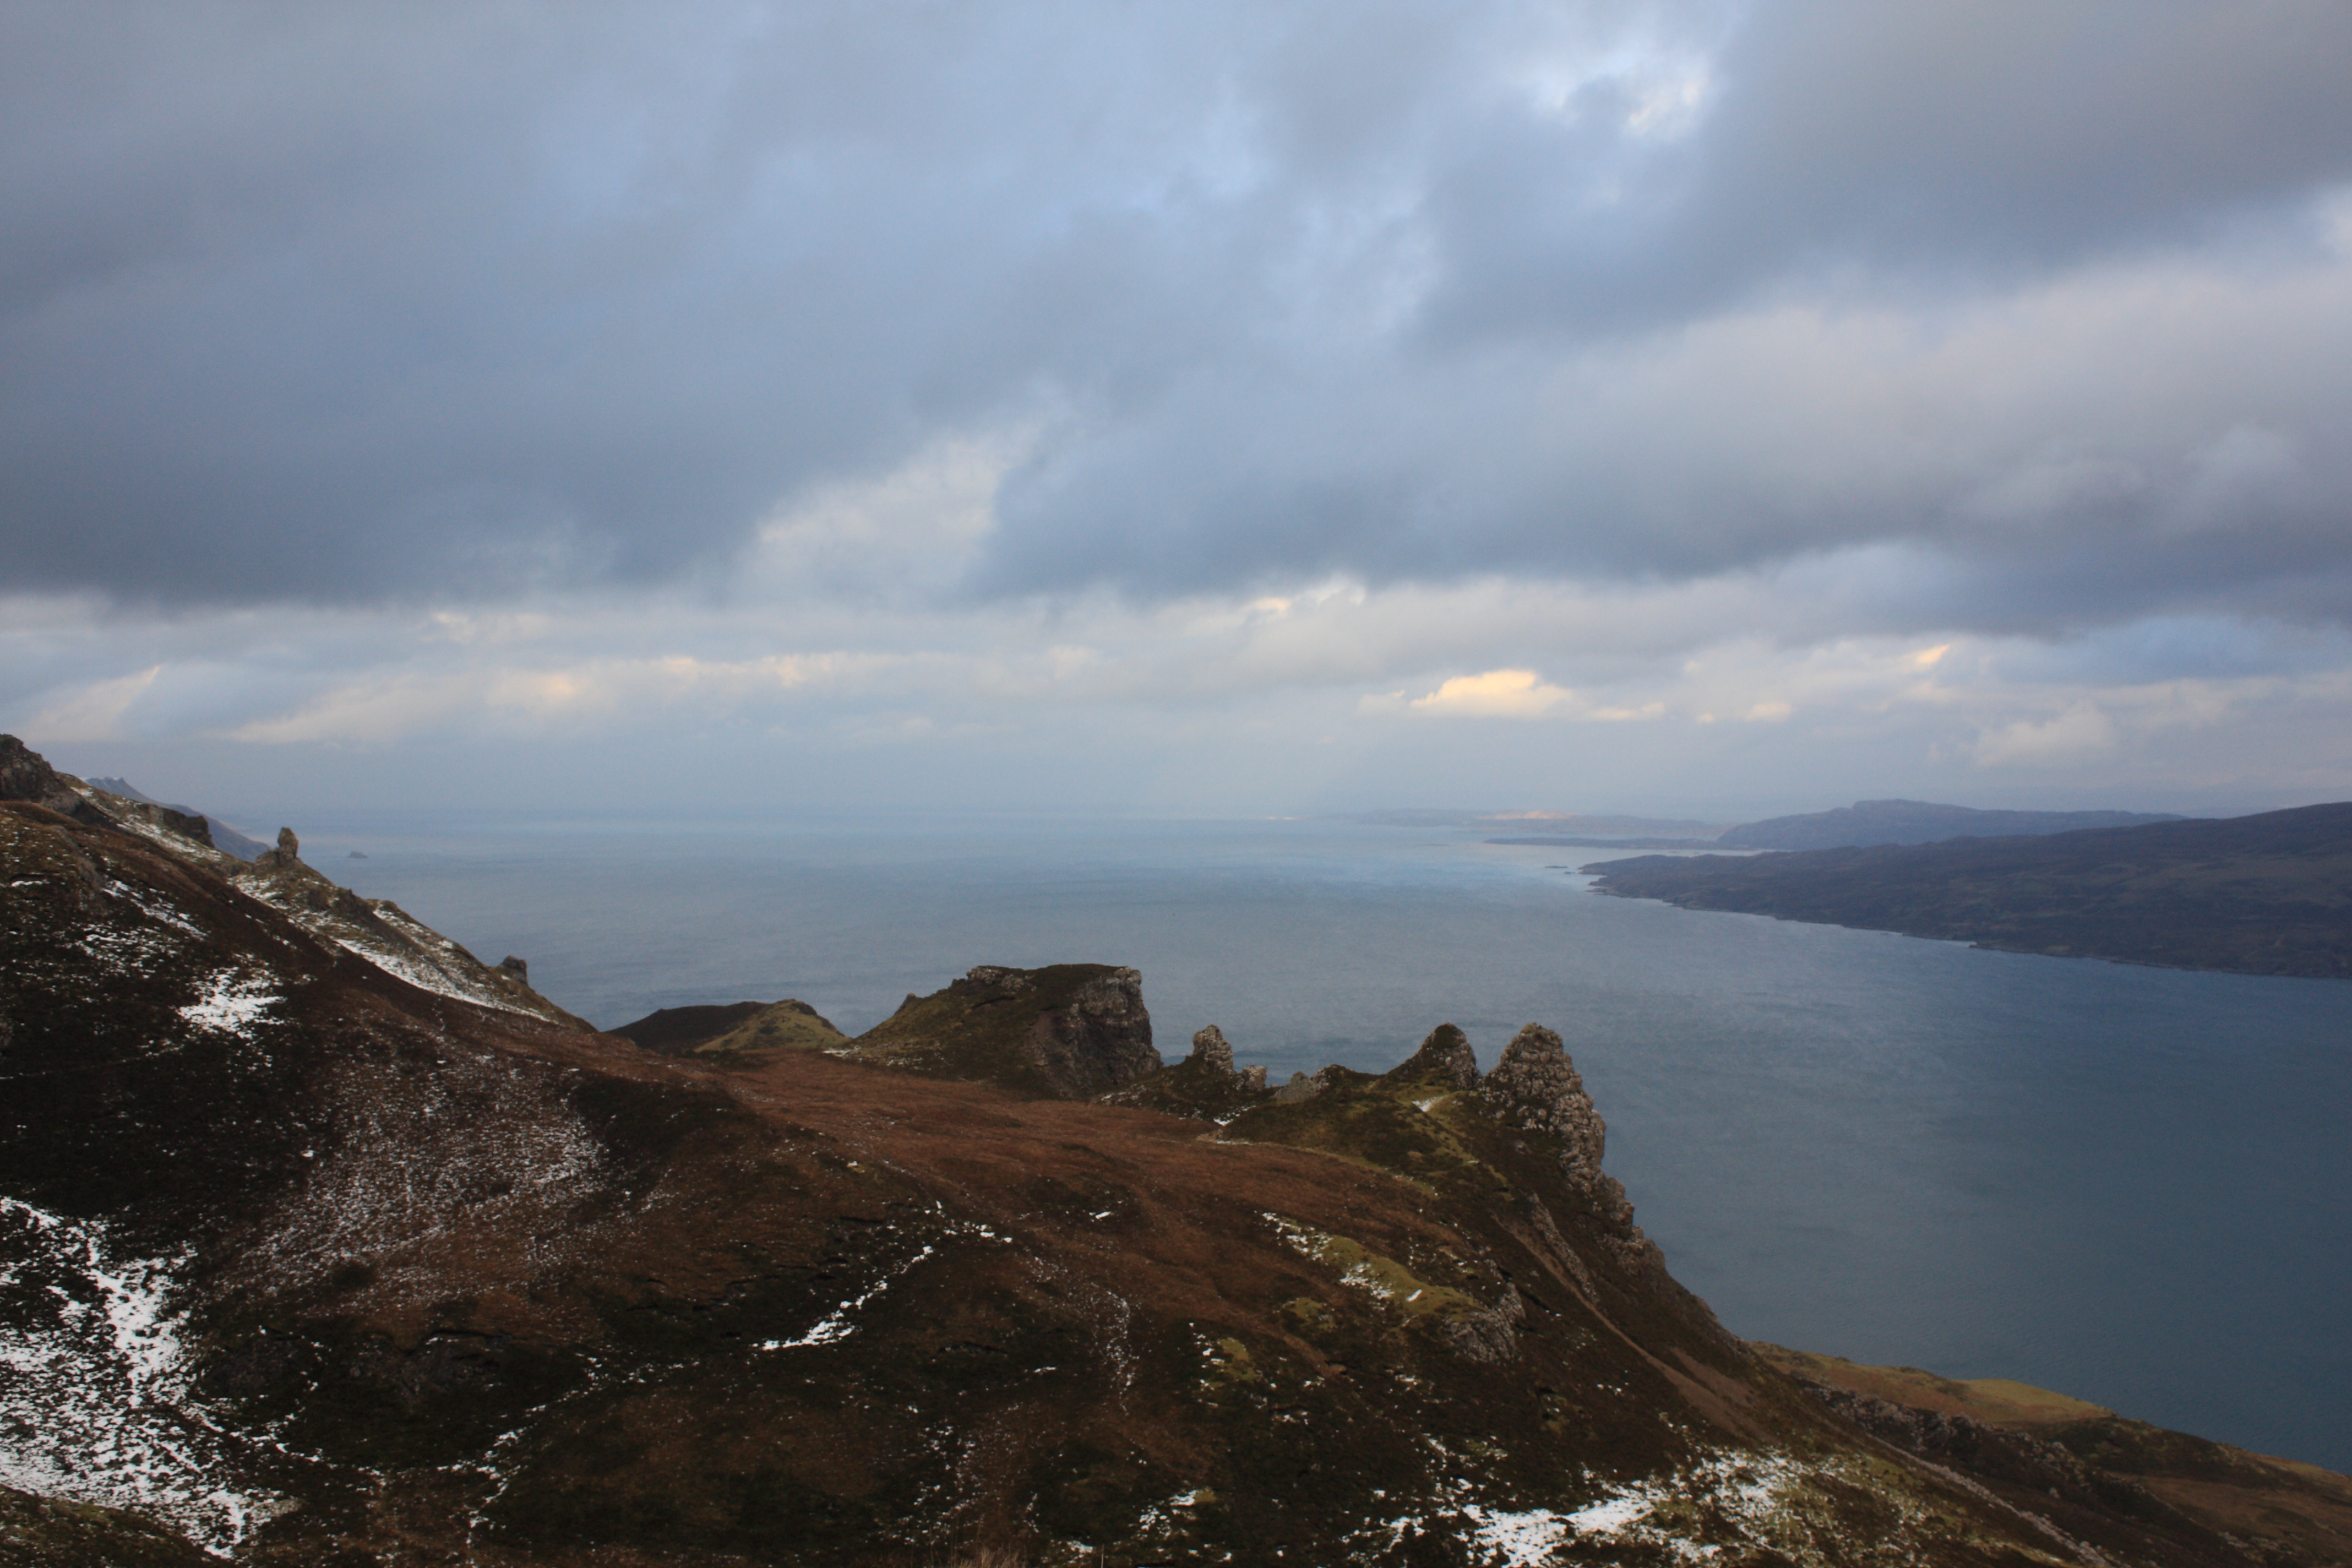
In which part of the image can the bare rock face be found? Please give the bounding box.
[1273,1071,1320,1103]
[1190,1024,1236,1075]
[1479,1023,1607,1187]
[1188,1025,1271,1095]
[0,734,64,803]
[135,802,217,849]
[257,826,301,868]
[1478,1023,1660,1272]
[1392,1022,1480,1091]
[1272,1064,1346,1104]
[0,734,111,827]
[1025,966,1158,1097]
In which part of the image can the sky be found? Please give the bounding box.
[7,0,2352,823]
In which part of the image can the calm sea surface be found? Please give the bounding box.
[312,814,2352,1471]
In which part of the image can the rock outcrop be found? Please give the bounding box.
[77,774,225,851]
[0,733,67,805]
[1019,965,1157,1096]
[1389,1022,1481,1091]
[1189,1022,1235,1075]
[1185,1025,1267,1091]
[0,733,114,828]
[849,963,1161,1098]
[1100,1021,1270,1118]
[1477,1022,1662,1276]
[1479,1022,1605,1186]
[1273,1065,1346,1103]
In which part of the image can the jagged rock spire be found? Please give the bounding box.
[1394,1022,1480,1090]
[1186,1025,1267,1093]
[255,826,303,870]
[1478,1023,1607,1188]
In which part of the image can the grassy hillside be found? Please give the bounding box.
[9,731,2351,1566]
[1585,803,2352,978]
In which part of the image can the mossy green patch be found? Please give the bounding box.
[1205,1336,1261,1387]
[1219,1070,1512,1204]
[1264,1215,1480,1324]
[696,999,850,1059]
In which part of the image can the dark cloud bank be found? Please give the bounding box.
[6,0,2351,628]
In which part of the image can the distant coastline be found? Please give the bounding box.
[1487,835,1725,850]
[1583,803,2352,980]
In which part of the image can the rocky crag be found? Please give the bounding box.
[0,739,584,1030]
[3,736,2348,1566]
[841,961,1161,1098]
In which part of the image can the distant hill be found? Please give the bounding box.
[1719,798,2181,850]
[88,774,272,859]
[610,997,848,1057]
[1586,804,2352,978]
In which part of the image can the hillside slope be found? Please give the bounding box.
[1585,804,2352,978]
[3,739,2347,1565]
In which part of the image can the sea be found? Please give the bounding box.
[307,813,2352,1473]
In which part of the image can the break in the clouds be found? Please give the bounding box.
[7,0,2352,815]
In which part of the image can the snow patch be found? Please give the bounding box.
[759,1243,939,1350]
[319,924,493,1005]
[78,923,183,971]
[0,1196,284,1555]
[1567,1493,1657,1533]
[102,878,205,936]
[179,970,282,1033]
[1462,1504,1576,1564]
[100,810,235,870]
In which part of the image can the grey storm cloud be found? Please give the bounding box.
[6,0,2352,627]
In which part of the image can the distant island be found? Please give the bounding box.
[1585,804,2352,979]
